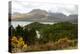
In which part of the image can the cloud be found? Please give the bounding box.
[12,1,78,15]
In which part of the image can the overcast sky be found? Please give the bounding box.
[12,0,78,16]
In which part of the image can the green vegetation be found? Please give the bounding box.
[9,22,78,53]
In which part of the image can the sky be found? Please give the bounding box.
[12,0,78,16]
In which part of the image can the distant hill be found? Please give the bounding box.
[24,22,48,30]
[67,15,78,23]
[12,9,78,23]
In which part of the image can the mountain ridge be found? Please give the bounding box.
[12,9,78,23]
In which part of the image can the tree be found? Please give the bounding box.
[15,25,24,37]
[9,25,15,36]
[23,28,37,45]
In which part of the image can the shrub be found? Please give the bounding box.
[11,36,27,53]
[54,37,72,49]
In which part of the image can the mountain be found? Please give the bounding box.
[67,15,78,23]
[12,9,78,23]
[48,12,67,22]
[27,9,48,21]
[12,9,48,21]
[48,12,78,23]
[29,9,48,15]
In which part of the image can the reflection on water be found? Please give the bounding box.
[11,21,55,27]
[11,21,32,27]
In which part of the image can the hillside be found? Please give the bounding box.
[12,9,78,23]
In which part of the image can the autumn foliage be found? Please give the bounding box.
[11,36,27,53]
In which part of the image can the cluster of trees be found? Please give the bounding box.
[9,22,78,52]
[39,22,78,43]
[9,24,37,45]
[9,22,78,44]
